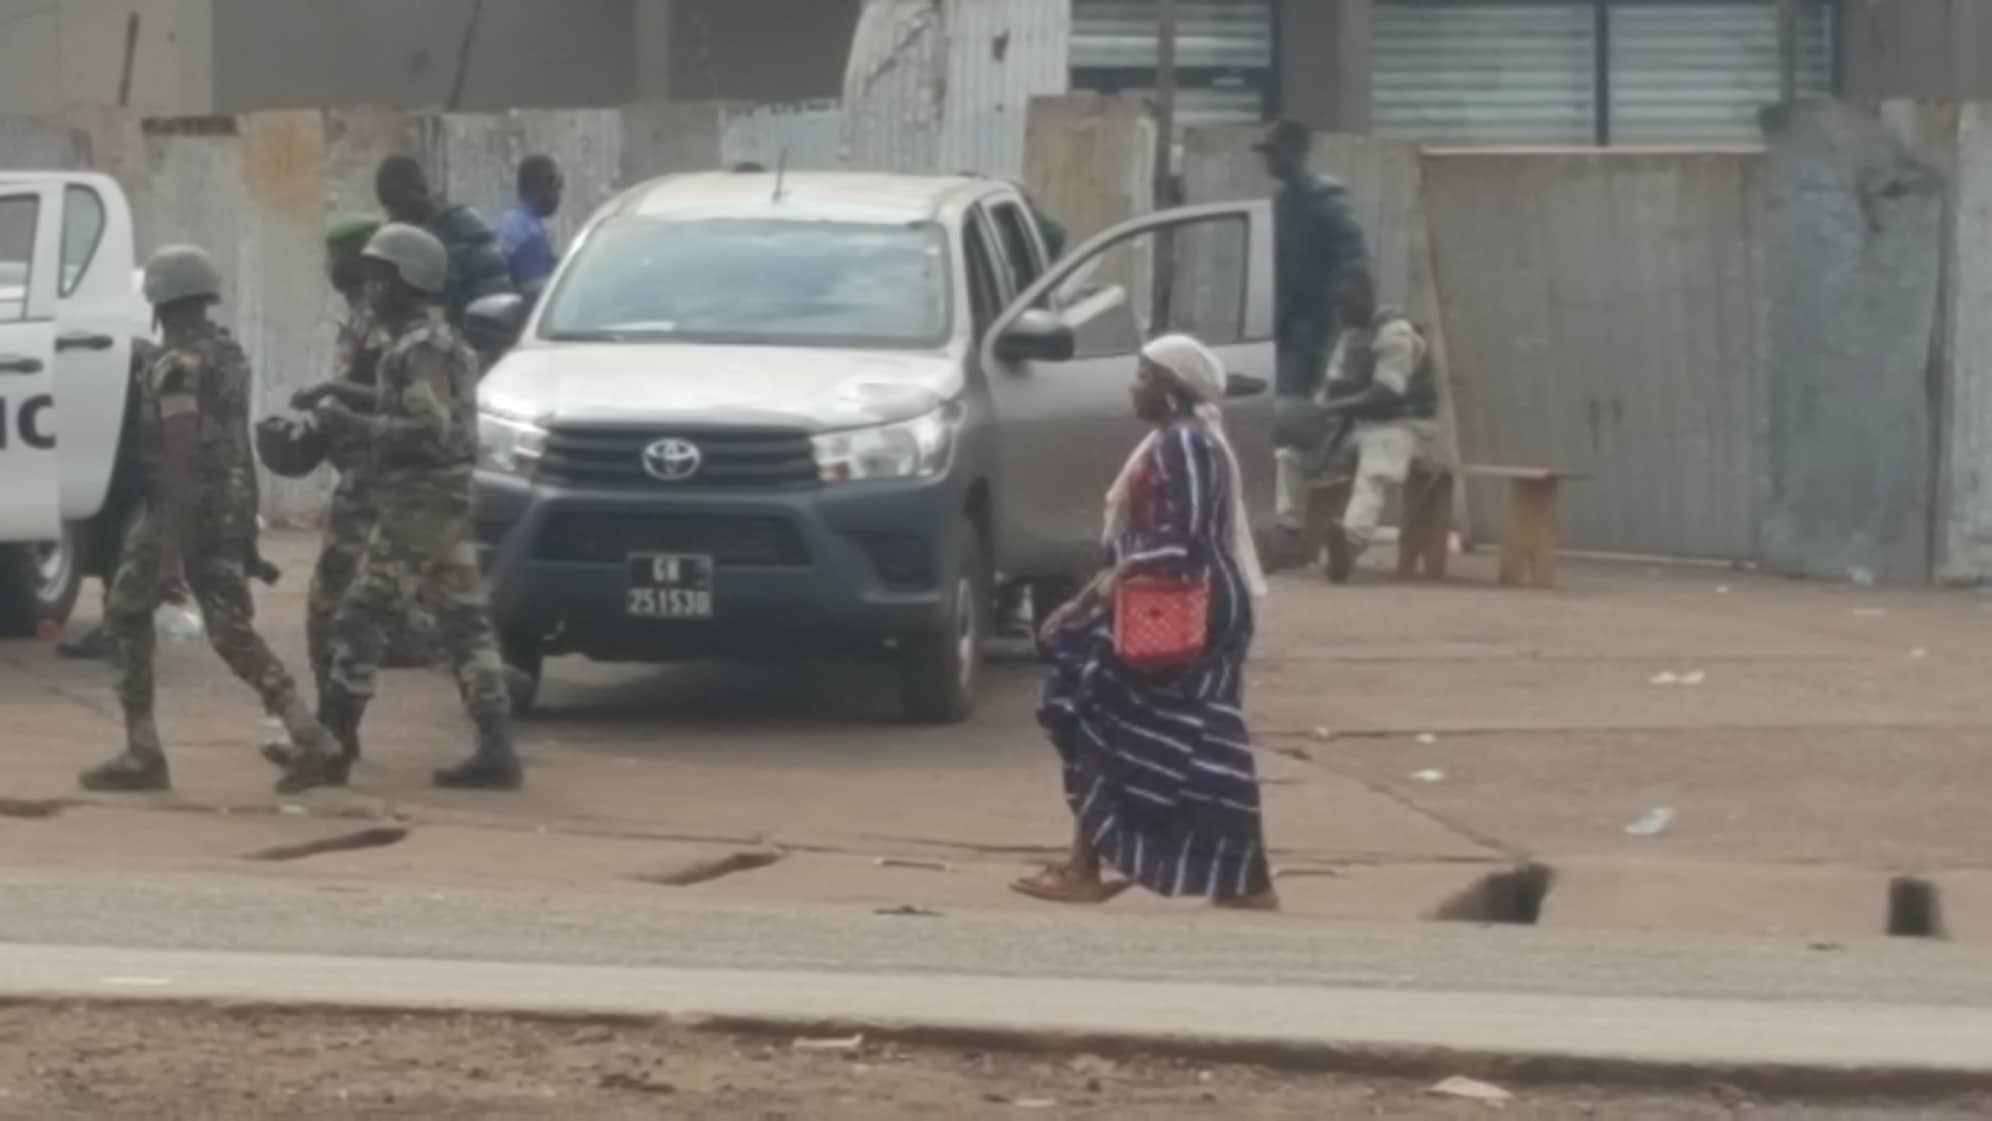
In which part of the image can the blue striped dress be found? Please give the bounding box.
[1038,419,1272,901]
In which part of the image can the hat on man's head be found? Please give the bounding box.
[1252,120,1312,155]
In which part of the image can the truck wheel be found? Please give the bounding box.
[0,525,85,640]
[501,628,543,717]
[898,516,987,725]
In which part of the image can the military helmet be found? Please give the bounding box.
[325,213,383,252]
[142,245,223,307]
[254,415,329,479]
[362,222,448,296]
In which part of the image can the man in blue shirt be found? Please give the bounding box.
[496,154,563,298]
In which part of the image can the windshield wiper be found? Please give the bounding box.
[543,328,638,342]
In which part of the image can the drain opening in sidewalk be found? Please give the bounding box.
[1430,862,1554,926]
[635,850,785,887]
[244,826,410,863]
[1887,876,1945,939]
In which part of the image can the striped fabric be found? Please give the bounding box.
[1038,420,1273,901]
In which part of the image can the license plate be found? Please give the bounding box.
[625,553,714,619]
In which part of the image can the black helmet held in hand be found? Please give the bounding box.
[255,414,329,479]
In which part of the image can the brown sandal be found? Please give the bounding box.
[1009,864,1133,905]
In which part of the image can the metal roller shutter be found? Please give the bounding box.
[1070,0,1273,125]
[1609,2,1836,145]
[1374,2,1599,146]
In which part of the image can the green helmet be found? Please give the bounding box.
[142,245,223,307]
[325,213,383,252]
[362,222,448,296]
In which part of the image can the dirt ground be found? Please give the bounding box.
[0,1004,1980,1121]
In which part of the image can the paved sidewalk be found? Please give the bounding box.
[8,940,1992,1079]
[8,533,1992,942]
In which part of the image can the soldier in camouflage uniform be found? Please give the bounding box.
[307,224,523,790]
[80,246,337,795]
[302,215,441,692]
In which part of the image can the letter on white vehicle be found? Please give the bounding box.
[0,182,62,541]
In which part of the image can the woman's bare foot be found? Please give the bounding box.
[1214,889,1282,912]
[1009,863,1133,905]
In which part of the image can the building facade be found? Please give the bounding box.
[1072,0,1992,145]
[0,0,859,117]
[3,0,1988,150]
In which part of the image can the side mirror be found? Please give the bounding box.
[992,309,1075,363]
[464,292,529,350]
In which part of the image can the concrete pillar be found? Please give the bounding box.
[1277,0,1370,133]
[633,0,673,101]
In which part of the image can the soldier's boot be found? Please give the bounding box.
[56,624,112,662]
[263,689,364,786]
[433,713,523,791]
[272,699,340,796]
[80,713,170,793]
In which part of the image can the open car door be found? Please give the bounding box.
[0,181,62,543]
[976,200,1278,578]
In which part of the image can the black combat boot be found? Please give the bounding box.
[56,624,112,662]
[432,714,523,791]
[82,713,171,792]
[78,748,171,793]
[261,689,363,787]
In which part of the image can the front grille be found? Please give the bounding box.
[531,511,810,568]
[537,425,819,488]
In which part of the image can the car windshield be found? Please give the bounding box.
[539,217,950,349]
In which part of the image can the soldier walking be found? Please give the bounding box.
[301,215,441,692]
[80,247,337,795]
[304,224,523,790]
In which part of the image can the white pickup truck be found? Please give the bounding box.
[0,173,151,638]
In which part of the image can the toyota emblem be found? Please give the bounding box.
[641,437,703,482]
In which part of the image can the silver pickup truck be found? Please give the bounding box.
[471,171,1278,722]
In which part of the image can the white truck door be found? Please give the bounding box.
[979,201,1279,575]
[48,175,136,522]
[0,182,63,542]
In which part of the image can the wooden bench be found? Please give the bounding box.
[1302,464,1585,589]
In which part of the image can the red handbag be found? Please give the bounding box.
[1113,575,1210,670]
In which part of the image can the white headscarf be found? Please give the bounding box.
[1103,334,1269,599]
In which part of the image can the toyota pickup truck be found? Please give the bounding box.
[470,171,1278,723]
[0,172,150,638]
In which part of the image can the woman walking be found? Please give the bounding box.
[1016,334,1278,910]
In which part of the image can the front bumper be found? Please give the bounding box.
[475,469,963,661]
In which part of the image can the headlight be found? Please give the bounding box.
[478,411,548,478]
[811,406,958,483]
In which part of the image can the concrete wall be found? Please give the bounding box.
[1843,0,1992,102]
[658,0,862,103]
[208,0,637,113]
[0,0,213,115]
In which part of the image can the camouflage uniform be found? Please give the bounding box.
[323,302,518,783]
[304,300,441,689]
[92,320,330,790]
